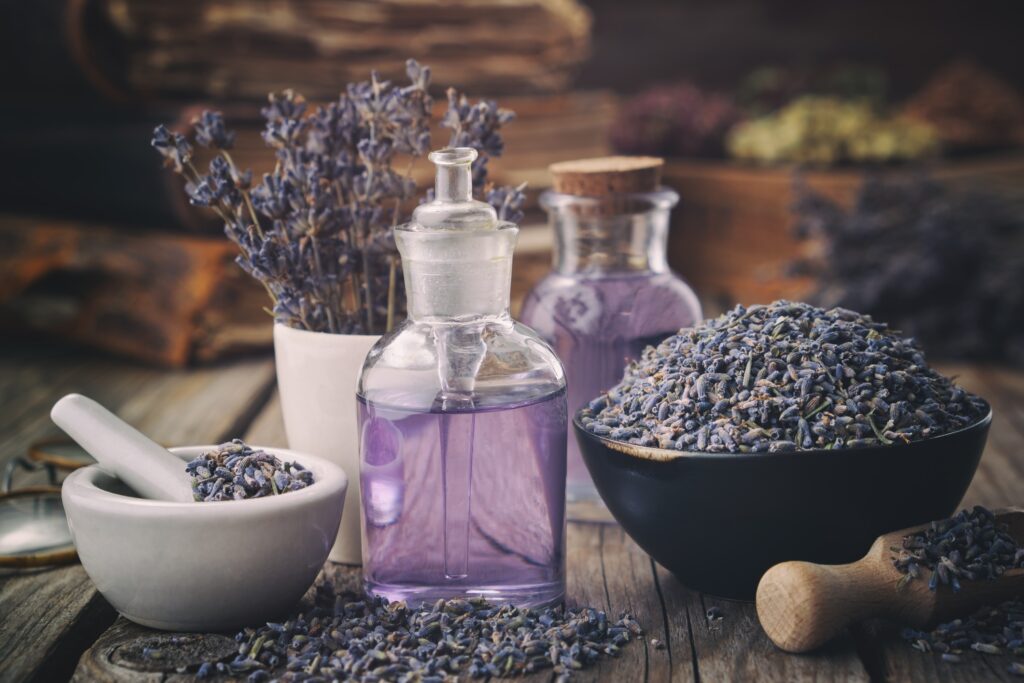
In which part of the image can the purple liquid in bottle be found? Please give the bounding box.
[520,186,702,502]
[521,272,698,494]
[359,389,567,607]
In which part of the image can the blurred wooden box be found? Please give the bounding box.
[663,154,1024,308]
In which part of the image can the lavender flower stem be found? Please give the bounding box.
[308,235,337,333]
[220,150,262,238]
[362,246,375,332]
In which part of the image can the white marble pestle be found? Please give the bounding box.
[51,393,195,502]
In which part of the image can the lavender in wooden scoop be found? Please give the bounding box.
[756,507,1024,654]
[893,505,1024,591]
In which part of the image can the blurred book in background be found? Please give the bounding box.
[102,0,592,100]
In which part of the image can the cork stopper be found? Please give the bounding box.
[549,156,664,197]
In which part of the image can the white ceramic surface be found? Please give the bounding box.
[274,323,379,564]
[62,446,347,632]
[51,393,194,502]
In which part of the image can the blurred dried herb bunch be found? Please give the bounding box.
[153,60,523,334]
[792,175,1024,366]
[610,82,742,158]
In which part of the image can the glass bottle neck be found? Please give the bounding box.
[541,190,677,277]
[434,160,473,203]
[397,228,517,322]
[401,147,515,321]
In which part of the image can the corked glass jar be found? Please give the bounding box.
[520,157,702,503]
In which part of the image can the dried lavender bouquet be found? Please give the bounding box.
[153,60,524,335]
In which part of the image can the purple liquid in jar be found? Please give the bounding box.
[358,388,567,607]
[520,271,700,498]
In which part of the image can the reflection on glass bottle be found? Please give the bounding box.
[356,148,567,607]
[359,417,404,527]
[520,158,702,504]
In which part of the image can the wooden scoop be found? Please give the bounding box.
[756,508,1024,653]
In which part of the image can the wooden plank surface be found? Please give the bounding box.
[0,344,276,682]
[0,348,1021,682]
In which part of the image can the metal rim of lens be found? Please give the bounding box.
[28,439,95,471]
[0,486,78,568]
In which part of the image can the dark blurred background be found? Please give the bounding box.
[2,0,1023,366]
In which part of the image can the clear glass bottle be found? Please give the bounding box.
[520,178,702,502]
[356,148,567,607]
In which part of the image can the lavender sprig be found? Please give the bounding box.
[440,87,527,223]
[152,60,436,334]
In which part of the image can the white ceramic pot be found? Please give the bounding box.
[62,446,347,631]
[273,323,379,564]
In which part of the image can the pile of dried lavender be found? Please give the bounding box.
[192,584,640,682]
[580,300,988,453]
[186,440,313,502]
[892,506,1024,591]
[902,598,1024,674]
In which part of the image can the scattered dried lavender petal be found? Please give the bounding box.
[903,596,1024,673]
[186,440,313,501]
[892,506,1024,589]
[184,581,640,681]
[580,300,987,453]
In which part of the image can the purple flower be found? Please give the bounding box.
[154,60,522,335]
[192,110,236,150]
[440,87,524,218]
[151,125,193,173]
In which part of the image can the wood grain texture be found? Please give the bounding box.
[0,352,1019,682]
[73,565,364,683]
[856,619,1021,683]
[242,390,287,447]
[0,347,276,682]
[655,564,871,683]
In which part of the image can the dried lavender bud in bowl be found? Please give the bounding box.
[580,300,989,454]
[186,439,314,501]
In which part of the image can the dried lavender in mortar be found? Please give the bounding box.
[186,440,313,501]
[902,597,1024,675]
[892,506,1024,592]
[580,301,988,453]
[191,583,641,681]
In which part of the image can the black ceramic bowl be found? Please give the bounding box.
[575,406,992,600]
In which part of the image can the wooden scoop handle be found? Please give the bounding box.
[756,547,932,653]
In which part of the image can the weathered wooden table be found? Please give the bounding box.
[1,342,1022,682]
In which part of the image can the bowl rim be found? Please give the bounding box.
[62,445,348,515]
[573,401,993,463]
